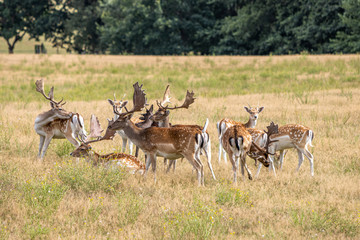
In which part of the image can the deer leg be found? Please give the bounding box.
[40,134,54,159]
[38,135,45,158]
[121,137,127,153]
[194,153,205,186]
[242,155,252,180]
[296,146,314,176]
[151,155,157,183]
[279,150,286,169]
[218,138,223,163]
[255,163,262,178]
[230,154,239,185]
[268,155,277,177]
[223,148,228,163]
[183,153,202,186]
[144,154,152,178]
[128,140,133,155]
[135,146,139,158]
[204,139,216,180]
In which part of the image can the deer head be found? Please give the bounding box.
[108,82,147,131]
[35,79,72,119]
[244,105,264,121]
[152,86,195,123]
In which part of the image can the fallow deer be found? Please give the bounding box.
[255,124,314,177]
[107,94,143,155]
[152,86,216,180]
[217,106,264,163]
[34,79,87,159]
[70,120,145,175]
[221,122,276,184]
[108,83,210,186]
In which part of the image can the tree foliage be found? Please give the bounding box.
[1,0,359,55]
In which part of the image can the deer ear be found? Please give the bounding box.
[149,104,154,113]
[120,101,128,108]
[244,106,250,113]
[258,107,264,113]
[108,99,114,106]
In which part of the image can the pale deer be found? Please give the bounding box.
[108,83,210,186]
[217,106,264,163]
[255,124,314,177]
[34,79,87,159]
[152,86,216,180]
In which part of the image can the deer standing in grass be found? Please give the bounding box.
[107,94,144,155]
[151,86,216,180]
[217,106,264,163]
[34,79,87,159]
[70,118,145,175]
[255,124,314,177]
[221,122,277,183]
[108,83,210,186]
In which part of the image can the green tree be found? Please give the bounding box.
[331,0,360,53]
[0,0,53,53]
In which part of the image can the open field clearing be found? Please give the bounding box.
[0,54,360,239]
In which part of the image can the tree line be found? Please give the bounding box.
[1,0,359,55]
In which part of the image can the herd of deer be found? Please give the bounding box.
[34,79,314,186]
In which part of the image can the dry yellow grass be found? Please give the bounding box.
[0,54,359,239]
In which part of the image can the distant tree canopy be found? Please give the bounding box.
[1,0,359,54]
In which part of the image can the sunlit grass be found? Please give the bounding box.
[0,55,359,239]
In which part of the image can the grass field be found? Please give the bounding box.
[0,54,360,239]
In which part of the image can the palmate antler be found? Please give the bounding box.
[35,79,66,107]
[157,89,195,110]
[80,118,116,145]
[113,82,147,117]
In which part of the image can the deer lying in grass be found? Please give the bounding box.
[151,85,216,180]
[108,83,210,186]
[34,79,87,159]
[255,124,314,177]
[70,117,145,175]
[217,106,264,163]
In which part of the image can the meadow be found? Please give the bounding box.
[0,54,359,239]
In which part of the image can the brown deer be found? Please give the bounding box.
[221,122,276,184]
[108,83,210,186]
[34,79,87,159]
[217,106,264,163]
[151,86,216,181]
[255,124,314,177]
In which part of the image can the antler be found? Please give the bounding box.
[113,82,147,117]
[35,79,65,106]
[264,122,279,154]
[87,114,104,139]
[158,90,195,110]
[162,85,171,105]
[81,118,116,145]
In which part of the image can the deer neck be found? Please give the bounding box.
[160,116,170,127]
[244,118,257,128]
[122,120,144,145]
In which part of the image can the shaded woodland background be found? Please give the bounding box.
[1,0,360,55]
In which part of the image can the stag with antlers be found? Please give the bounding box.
[34,79,88,159]
[217,105,264,163]
[108,83,211,186]
[151,85,216,180]
[255,123,314,177]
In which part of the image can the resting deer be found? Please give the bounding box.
[70,119,145,175]
[108,83,210,186]
[255,124,314,177]
[151,86,215,180]
[217,106,264,163]
[34,79,87,159]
